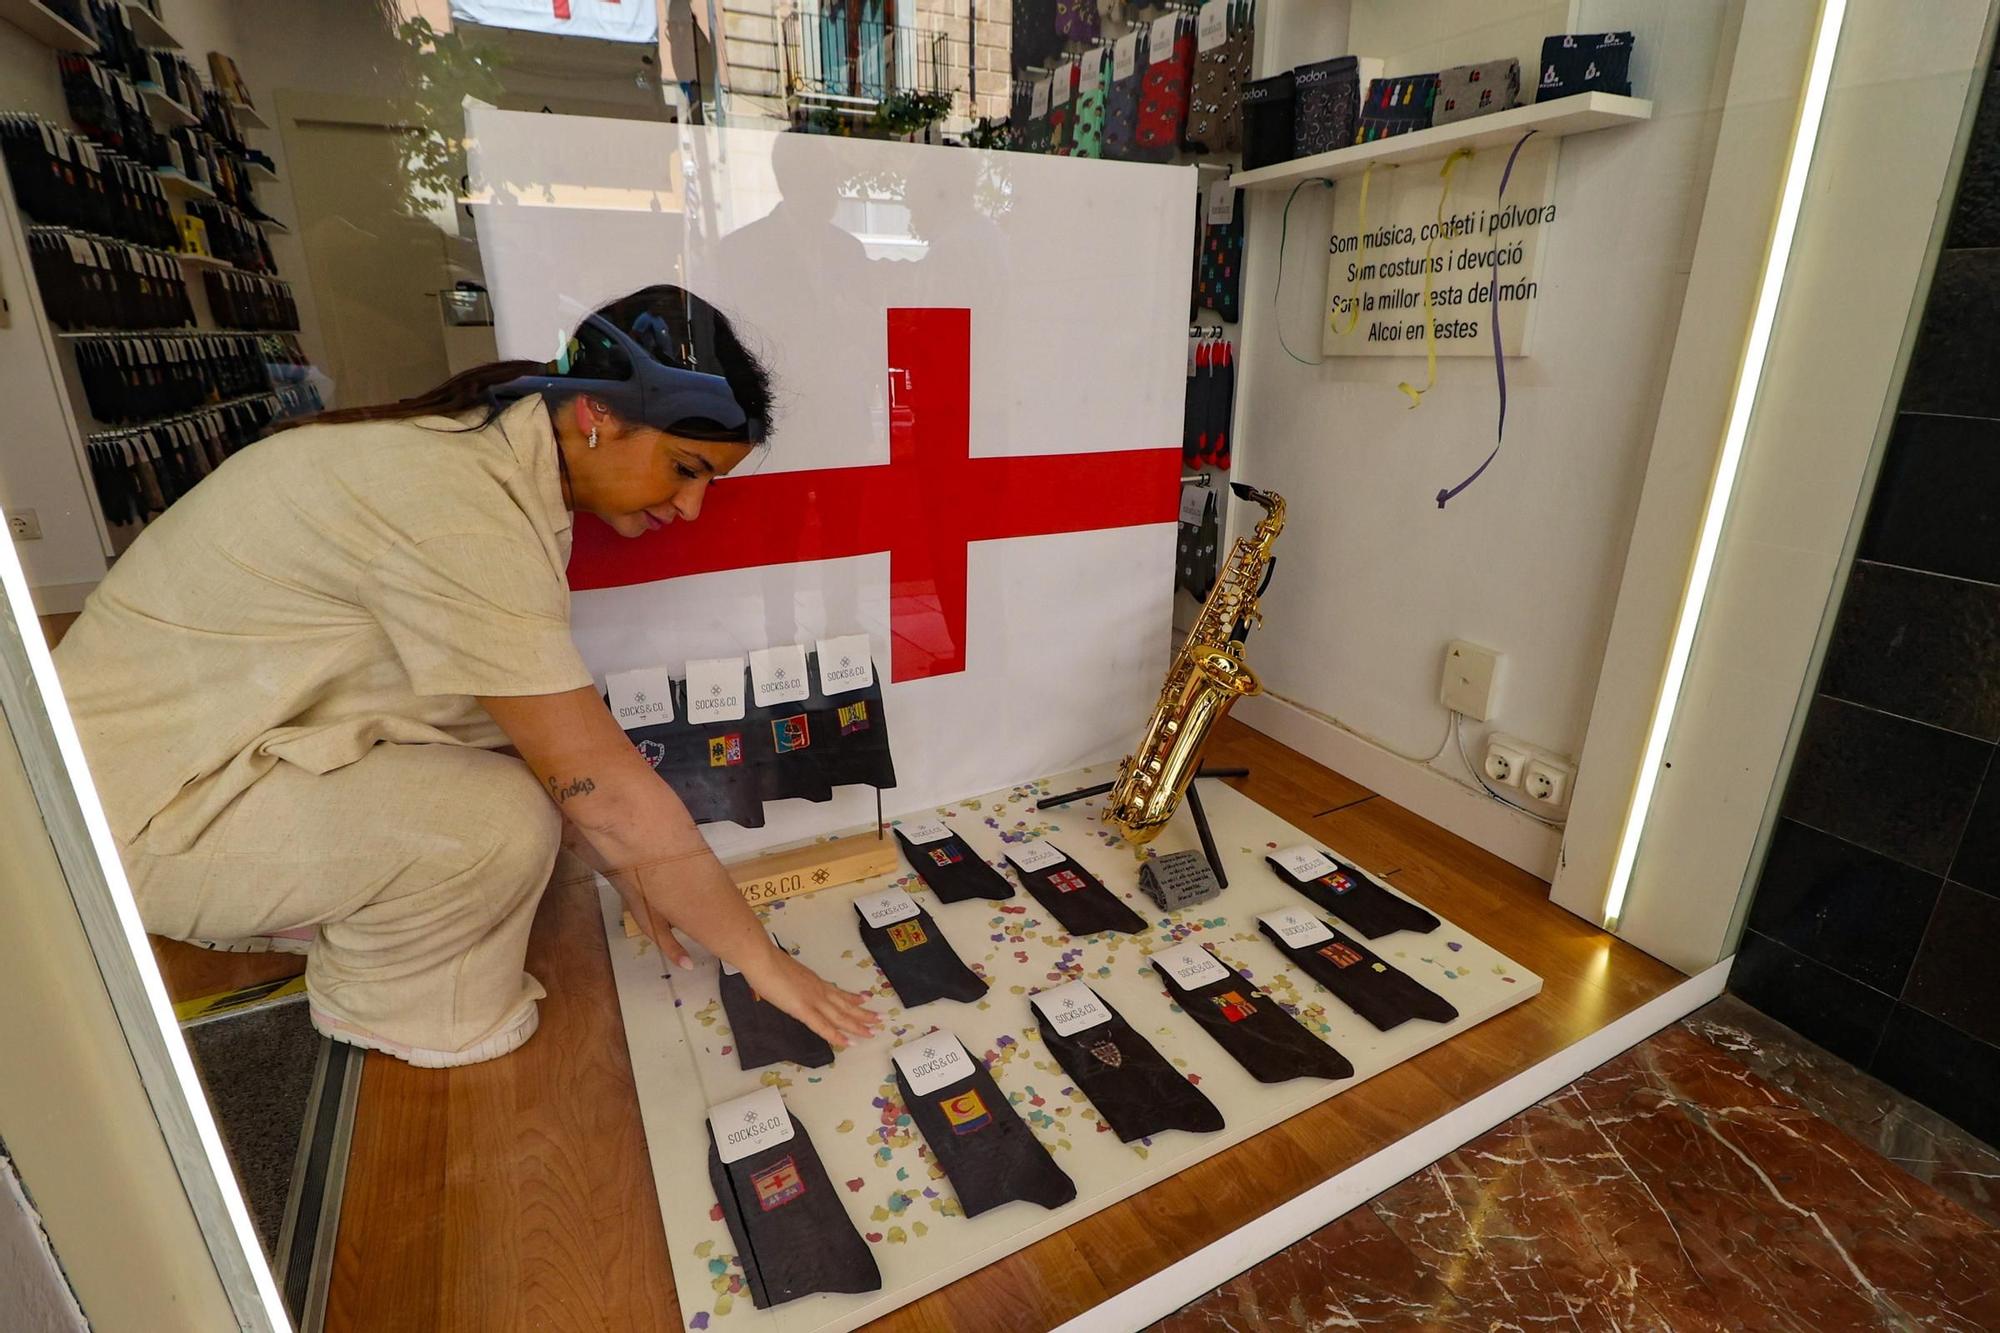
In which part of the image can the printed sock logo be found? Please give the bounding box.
[941,1090,991,1134]
[1049,869,1088,894]
[887,920,928,952]
[838,701,871,734]
[751,1156,806,1211]
[1212,990,1256,1023]
[1318,940,1364,969]
[772,715,811,753]
[709,733,744,766]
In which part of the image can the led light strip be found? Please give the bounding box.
[0,541,291,1330]
[1602,0,1850,930]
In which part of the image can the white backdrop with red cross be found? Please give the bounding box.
[468,111,1195,856]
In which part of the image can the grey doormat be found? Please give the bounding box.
[185,996,322,1257]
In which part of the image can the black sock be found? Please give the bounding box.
[894,827,1016,902]
[707,1113,881,1307]
[719,963,835,1069]
[858,904,988,1006]
[1258,917,1458,1031]
[808,656,898,790]
[894,1040,1076,1217]
[1010,845,1147,936]
[1149,944,1353,1083]
[1031,985,1224,1141]
[1264,851,1440,938]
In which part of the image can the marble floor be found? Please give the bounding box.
[1156,996,2000,1332]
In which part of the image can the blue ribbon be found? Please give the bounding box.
[1437,128,1538,509]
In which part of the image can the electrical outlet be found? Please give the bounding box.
[1483,736,1529,787]
[1439,640,1500,721]
[1524,757,1572,806]
[6,509,40,542]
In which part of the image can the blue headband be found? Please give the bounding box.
[491,312,765,443]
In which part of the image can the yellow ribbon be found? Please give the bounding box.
[1327,161,1378,339]
[1397,146,1476,409]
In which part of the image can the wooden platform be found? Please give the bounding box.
[301,719,1681,1331]
[50,551,1681,1333]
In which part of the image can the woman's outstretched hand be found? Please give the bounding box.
[740,949,882,1049]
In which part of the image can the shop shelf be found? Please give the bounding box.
[137,81,197,129]
[155,167,214,200]
[225,98,268,131]
[0,0,98,51]
[1232,91,1654,191]
[122,0,177,47]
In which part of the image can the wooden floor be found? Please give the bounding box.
[305,718,1683,1332]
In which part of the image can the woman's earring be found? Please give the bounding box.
[587,424,599,449]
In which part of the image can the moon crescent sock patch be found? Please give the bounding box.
[893,1039,1076,1218]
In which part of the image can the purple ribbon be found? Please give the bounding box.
[1437,128,1538,509]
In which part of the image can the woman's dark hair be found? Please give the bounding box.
[273,284,773,438]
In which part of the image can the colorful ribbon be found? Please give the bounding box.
[1327,161,1378,339]
[1397,146,1475,409]
[1437,129,1538,509]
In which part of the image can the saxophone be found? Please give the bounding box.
[1106,484,1286,844]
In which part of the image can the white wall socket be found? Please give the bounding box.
[1439,640,1500,721]
[1483,736,1529,787]
[1524,757,1572,806]
[6,509,40,542]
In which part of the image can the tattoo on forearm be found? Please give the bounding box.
[547,775,597,805]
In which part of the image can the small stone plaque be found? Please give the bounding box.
[1139,849,1222,910]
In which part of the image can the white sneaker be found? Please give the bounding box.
[308,1002,540,1069]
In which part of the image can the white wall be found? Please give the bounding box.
[0,24,109,608]
[1231,0,1733,876]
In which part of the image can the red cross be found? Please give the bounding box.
[566,307,1180,681]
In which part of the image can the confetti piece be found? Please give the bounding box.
[707,1259,727,1276]
[695,1240,714,1258]
[709,1204,724,1222]
[866,1231,883,1243]
[836,1119,855,1134]
[714,1296,734,1316]
[847,1178,864,1192]
[690,1314,710,1330]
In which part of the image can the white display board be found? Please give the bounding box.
[600,768,1541,1332]
[1322,135,1557,358]
[466,112,1197,859]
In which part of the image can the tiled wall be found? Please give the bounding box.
[1733,58,2000,1147]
